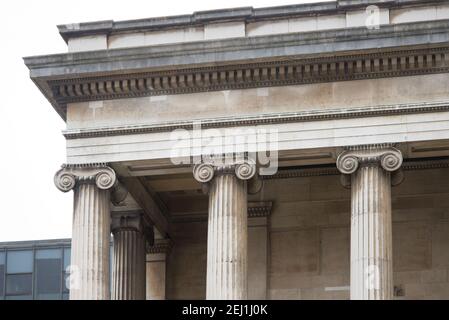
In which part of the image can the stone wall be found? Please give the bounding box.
[166,221,207,299]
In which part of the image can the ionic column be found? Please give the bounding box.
[54,164,116,300]
[111,212,148,300]
[193,159,256,300]
[337,145,403,300]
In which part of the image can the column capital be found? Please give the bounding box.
[336,145,403,175]
[111,211,144,233]
[193,157,257,184]
[54,163,116,192]
[111,211,155,248]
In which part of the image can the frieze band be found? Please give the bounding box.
[62,101,449,140]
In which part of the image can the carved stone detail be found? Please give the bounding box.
[192,163,215,183]
[336,145,403,176]
[193,158,257,184]
[336,145,403,300]
[111,212,144,233]
[147,238,173,255]
[52,47,449,106]
[55,163,116,300]
[247,201,272,218]
[192,156,256,300]
[235,161,257,180]
[54,164,116,192]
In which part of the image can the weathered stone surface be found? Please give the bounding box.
[54,164,116,300]
[193,159,256,300]
[337,145,403,300]
[271,228,320,276]
[24,0,449,301]
[146,239,172,300]
[393,222,431,272]
[111,212,147,300]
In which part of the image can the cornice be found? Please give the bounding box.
[24,20,449,121]
[63,101,449,139]
[51,46,449,107]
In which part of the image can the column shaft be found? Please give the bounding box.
[350,165,393,300]
[71,183,111,300]
[112,229,146,300]
[207,174,248,300]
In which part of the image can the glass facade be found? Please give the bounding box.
[35,249,62,300]
[5,250,33,299]
[0,240,71,300]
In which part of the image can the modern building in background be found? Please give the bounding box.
[0,239,71,300]
[23,0,449,300]
[0,238,169,300]
[0,239,119,300]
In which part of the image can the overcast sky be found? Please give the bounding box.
[0,0,331,242]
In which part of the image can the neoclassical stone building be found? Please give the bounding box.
[25,0,449,300]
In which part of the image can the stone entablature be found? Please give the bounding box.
[58,1,449,52]
[264,157,449,180]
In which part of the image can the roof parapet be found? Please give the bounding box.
[57,0,447,43]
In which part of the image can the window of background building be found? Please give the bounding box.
[0,251,5,299]
[0,241,112,300]
[62,247,70,300]
[35,249,62,300]
[5,250,33,300]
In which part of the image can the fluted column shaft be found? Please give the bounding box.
[350,165,393,300]
[112,227,146,300]
[54,164,116,300]
[72,184,111,300]
[337,145,403,300]
[193,159,256,300]
[207,174,248,300]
